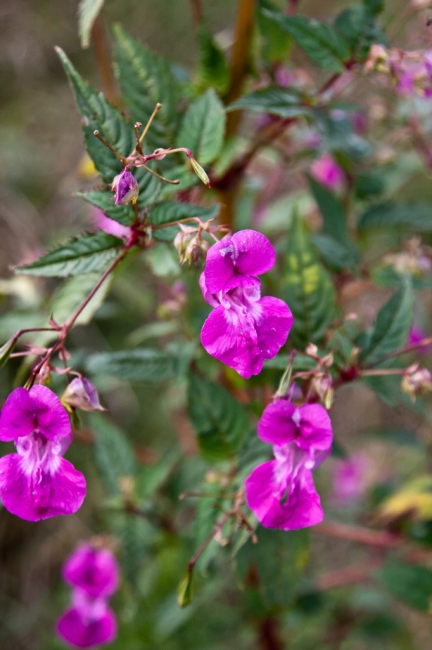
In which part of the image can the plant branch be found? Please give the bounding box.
[314,521,402,548]
[369,336,432,367]
[315,561,382,591]
[189,0,203,28]
[91,17,118,104]
[188,511,233,571]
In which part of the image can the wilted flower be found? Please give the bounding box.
[0,386,86,521]
[310,154,344,191]
[112,169,139,206]
[245,399,333,530]
[62,377,105,413]
[57,543,119,649]
[174,226,210,267]
[401,364,432,401]
[199,230,293,378]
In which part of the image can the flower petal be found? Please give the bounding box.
[203,230,276,294]
[253,296,293,362]
[200,305,262,379]
[63,545,119,598]
[257,400,298,445]
[298,404,333,461]
[57,607,117,649]
[0,453,86,521]
[0,388,34,442]
[29,385,71,441]
[245,462,323,531]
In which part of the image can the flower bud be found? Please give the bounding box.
[186,151,211,187]
[62,377,106,412]
[401,364,432,401]
[112,169,139,206]
[311,372,334,409]
[177,568,194,608]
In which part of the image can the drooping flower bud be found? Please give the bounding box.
[401,364,432,401]
[185,150,211,187]
[62,377,106,412]
[112,169,139,206]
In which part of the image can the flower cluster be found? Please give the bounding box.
[0,386,86,521]
[57,543,119,649]
[245,399,333,530]
[365,44,432,98]
[199,230,293,378]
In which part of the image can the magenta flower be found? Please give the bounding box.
[245,399,333,530]
[310,154,344,191]
[62,544,119,599]
[200,230,293,378]
[57,589,117,649]
[331,453,368,506]
[91,207,131,239]
[111,169,139,206]
[57,543,119,648]
[0,386,86,521]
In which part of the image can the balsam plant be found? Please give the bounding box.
[3,0,432,648]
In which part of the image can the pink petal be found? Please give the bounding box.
[56,607,117,649]
[298,404,333,459]
[258,400,298,445]
[203,230,276,294]
[63,545,119,598]
[0,453,86,521]
[245,461,323,531]
[0,388,34,442]
[29,385,71,440]
[200,305,262,379]
[253,296,293,361]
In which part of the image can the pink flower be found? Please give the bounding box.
[408,324,430,354]
[57,543,119,648]
[92,208,131,239]
[200,230,293,378]
[310,154,344,191]
[245,399,333,530]
[331,454,368,506]
[111,169,139,206]
[0,386,86,521]
[57,589,117,649]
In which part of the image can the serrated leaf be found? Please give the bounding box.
[195,23,229,95]
[377,559,432,611]
[78,0,104,48]
[15,232,123,277]
[257,0,291,63]
[236,527,309,609]
[228,86,310,119]
[50,272,112,326]
[263,11,350,72]
[112,24,181,148]
[87,348,175,383]
[359,202,432,232]
[177,89,225,165]
[334,4,385,61]
[282,215,337,347]
[57,48,162,207]
[76,190,135,226]
[150,201,220,241]
[187,373,249,462]
[360,277,413,365]
[90,413,136,495]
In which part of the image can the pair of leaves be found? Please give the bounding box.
[187,373,250,463]
[282,215,337,348]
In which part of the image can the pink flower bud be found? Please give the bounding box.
[310,154,344,191]
[112,169,139,206]
[401,364,432,401]
[62,377,106,412]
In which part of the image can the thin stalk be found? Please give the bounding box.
[91,17,118,104]
[188,511,233,571]
[93,131,126,163]
[141,164,180,185]
[370,336,432,367]
[189,0,203,27]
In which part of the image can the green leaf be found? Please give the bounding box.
[359,202,432,232]
[112,24,181,148]
[236,527,309,609]
[195,23,229,95]
[228,86,310,119]
[377,558,432,611]
[150,201,220,241]
[257,0,291,63]
[360,277,413,365]
[87,348,175,383]
[78,0,104,48]
[364,0,384,16]
[50,273,112,326]
[90,413,136,495]
[311,234,357,272]
[187,373,250,462]
[177,89,225,165]
[15,232,122,277]
[308,176,348,242]
[263,11,350,72]
[76,190,135,226]
[57,48,162,207]
[282,215,337,347]
[334,4,385,61]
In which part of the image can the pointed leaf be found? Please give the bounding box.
[78,0,104,48]
[15,232,123,277]
[228,86,310,119]
[187,373,250,462]
[282,215,337,347]
[195,23,229,95]
[257,0,291,63]
[177,89,225,165]
[263,11,350,72]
